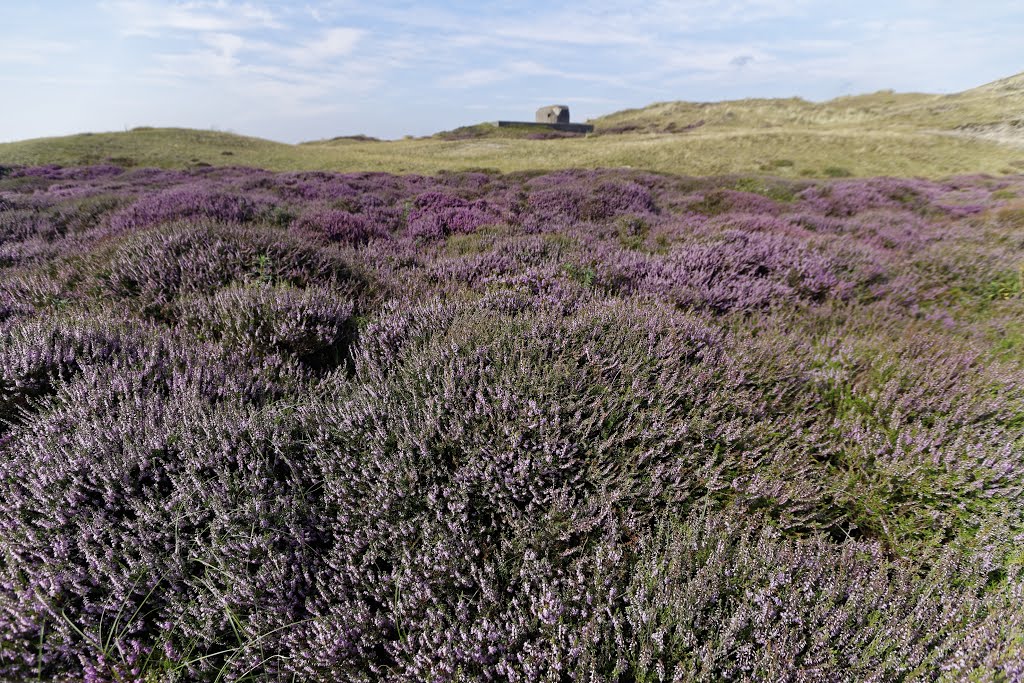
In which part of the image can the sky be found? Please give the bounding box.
[1,1,1022,143]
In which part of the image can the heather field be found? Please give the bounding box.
[2,163,1024,681]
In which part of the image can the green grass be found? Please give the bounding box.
[2,72,1023,178]
[592,72,1024,136]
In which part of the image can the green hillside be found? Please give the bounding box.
[2,73,1023,178]
[592,72,1024,135]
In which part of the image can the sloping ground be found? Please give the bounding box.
[591,72,1024,136]
[2,125,1020,178]
[0,127,295,170]
[2,73,1024,178]
[942,73,1024,148]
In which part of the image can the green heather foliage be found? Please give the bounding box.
[0,164,1023,681]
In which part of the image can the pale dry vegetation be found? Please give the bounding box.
[2,73,1023,178]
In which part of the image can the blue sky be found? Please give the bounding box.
[1,1,1021,143]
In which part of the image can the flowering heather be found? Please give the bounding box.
[407,192,506,239]
[1,164,1023,681]
[291,209,389,245]
[105,185,271,236]
[526,176,657,224]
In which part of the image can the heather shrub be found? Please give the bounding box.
[527,180,656,224]
[106,186,269,234]
[0,308,153,429]
[5,164,63,180]
[55,193,125,235]
[84,222,370,319]
[687,188,779,216]
[406,192,503,239]
[0,302,319,435]
[0,270,70,323]
[423,234,566,293]
[0,210,46,244]
[361,202,406,234]
[594,229,846,311]
[14,164,125,182]
[614,214,651,250]
[179,282,357,372]
[819,333,1024,541]
[292,209,389,245]
[288,301,843,677]
[274,298,1023,679]
[597,510,1023,682]
[253,171,361,202]
[0,196,125,270]
[0,235,61,269]
[723,313,1024,550]
[259,203,298,228]
[593,181,658,217]
[1,165,1023,681]
[798,177,936,217]
[0,367,319,681]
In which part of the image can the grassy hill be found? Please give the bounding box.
[2,73,1023,177]
[592,72,1024,135]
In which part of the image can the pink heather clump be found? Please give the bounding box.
[292,209,390,245]
[105,185,270,234]
[0,164,1023,681]
[407,192,504,239]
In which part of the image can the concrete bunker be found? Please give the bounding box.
[497,105,594,133]
[536,105,571,124]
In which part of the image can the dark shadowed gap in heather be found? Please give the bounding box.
[0,164,1022,681]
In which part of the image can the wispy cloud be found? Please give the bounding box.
[439,61,566,88]
[490,19,648,47]
[439,60,630,89]
[102,0,282,36]
[275,27,363,64]
[151,25,369,78]
[3,0,1021,143]
[141,20,377,117]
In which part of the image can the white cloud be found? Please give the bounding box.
[491,20,648,47]
[278,27,363,64]
[203,32,246,58]
[147,24,365,77]
[151,31,246,76]
[437,60,550,88]
[439,60,629,89]
[4,0,1021,143]
[102,0,282,36]
[141,21,377,116]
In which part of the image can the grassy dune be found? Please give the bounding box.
[2,73,1023,178]
[594,73,1024,133]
